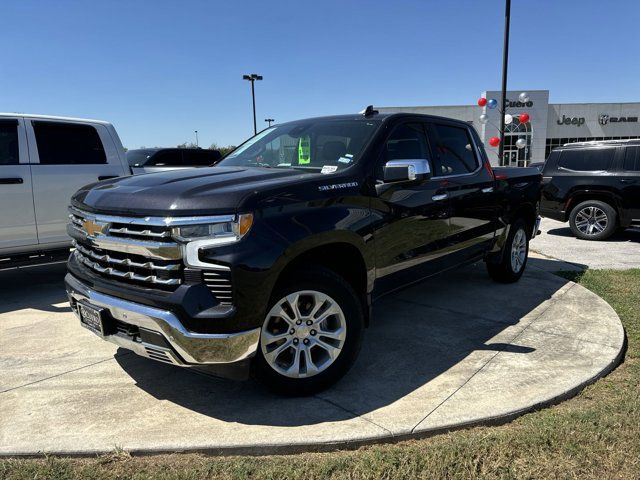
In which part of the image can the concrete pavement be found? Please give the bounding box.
[0,260,625,456]
[531,218,640,270]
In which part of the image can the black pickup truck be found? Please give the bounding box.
[65,110,541,394]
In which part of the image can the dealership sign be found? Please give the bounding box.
[599,114,638,125]
[505,99,533,108]
[557,115,585,126]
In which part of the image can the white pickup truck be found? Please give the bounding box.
[0,114,130,268]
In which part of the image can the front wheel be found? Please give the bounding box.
[486,219,529,283]
[253,267,364,396]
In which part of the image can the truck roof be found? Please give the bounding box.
[279,112,473,126]
[0,112,112,125]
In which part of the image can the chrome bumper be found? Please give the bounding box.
[65,273,260,367]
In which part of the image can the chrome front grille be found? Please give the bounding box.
[68,208,183,289]
[203,271,233,305]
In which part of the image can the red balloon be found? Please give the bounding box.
[477,97,487,107]
[489,136,501,147]
[519,113,530,123]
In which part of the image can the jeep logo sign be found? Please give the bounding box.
[557,115,585,126]
[599,114,638,125]
[505,98,533,108]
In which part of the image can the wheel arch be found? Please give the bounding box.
[565,190,621,222]
[272,237,372,325]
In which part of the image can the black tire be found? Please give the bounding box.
[569,200,617,241]
[253,266,364,396]
[486,219,529,283]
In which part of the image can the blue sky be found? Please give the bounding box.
[2,0,639,149]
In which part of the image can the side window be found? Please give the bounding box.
[622,146,640,172]
[149,150,183,166]
[0,120,19,165]
[33,121,107,165]
[428,123,479,176]
[183,149,220,166]
[558,148,614,172]
[385,123,429,162]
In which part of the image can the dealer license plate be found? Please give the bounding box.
[78,302,106,336]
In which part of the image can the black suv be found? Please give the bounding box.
[540,140,640,240]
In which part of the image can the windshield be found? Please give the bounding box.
[219,119,380,172]
[126,149,159,167]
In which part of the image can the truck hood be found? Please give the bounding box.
[72,166,326,216]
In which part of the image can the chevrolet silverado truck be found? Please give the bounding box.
[65,110,541,395]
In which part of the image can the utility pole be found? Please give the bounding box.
[498,0,511,166]
[242,73,263,135]
[194,130,199,147]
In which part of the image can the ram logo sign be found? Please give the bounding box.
[599,114,638,125]
[598,114,610,125]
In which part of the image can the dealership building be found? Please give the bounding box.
[378,90,640,166]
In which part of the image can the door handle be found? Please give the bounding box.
[620,179,636,184]
[481,186,494,193]
[432,193,449,201]
[0,177,23,184]
[98,175,118,181]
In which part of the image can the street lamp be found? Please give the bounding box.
[242,73,263,135]
[498,0,511,165]
[194,130,199,147]
[265,118,274,127]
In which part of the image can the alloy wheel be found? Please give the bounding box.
[575,206,608,236]
[260,290,347,379]
[510,228,527,273]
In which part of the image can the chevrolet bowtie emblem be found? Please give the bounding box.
[82,219,109,236]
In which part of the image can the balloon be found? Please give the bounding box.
[479,113,489,124]
[518,92,530,103]
[515,138,527,149]
[504,114,513,125]
[487,98,498,109]
[488,136,500,147]
[519,113,530,123]
[477,97,487,107]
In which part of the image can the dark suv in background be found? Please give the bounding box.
[540,140,640,240]
[127,147,222,174]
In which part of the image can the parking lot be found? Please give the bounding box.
[532,219,640,270]
[0,257,624,456]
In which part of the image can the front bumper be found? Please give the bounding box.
[65,273,260,367]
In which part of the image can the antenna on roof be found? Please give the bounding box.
[361,105,378,117]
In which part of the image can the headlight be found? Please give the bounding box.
[172,213,253,244]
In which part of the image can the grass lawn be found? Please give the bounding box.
[2,269,639,479]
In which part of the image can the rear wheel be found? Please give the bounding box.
[486,219,529,283]
[569,200,617,241]
[253,267,364,396]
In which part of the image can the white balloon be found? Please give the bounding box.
[479,114,489,124]
[515,138,527,149]
[518,92,530,103]
[504,114,513,125]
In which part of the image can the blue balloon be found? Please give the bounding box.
[487,98,498,109]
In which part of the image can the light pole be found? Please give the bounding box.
[242,73,263,135]
[194,130,199,147]
[498,0,511,165]
[265,118,274,127]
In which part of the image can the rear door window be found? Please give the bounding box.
[558,148,614,172]
[33,121,107,165]
[0,120,19,165]
[622,146,640,172]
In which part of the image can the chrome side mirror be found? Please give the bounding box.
[383,159,431,183]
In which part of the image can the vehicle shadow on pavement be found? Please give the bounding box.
[114,262,572,427]
[0,263,70,315]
